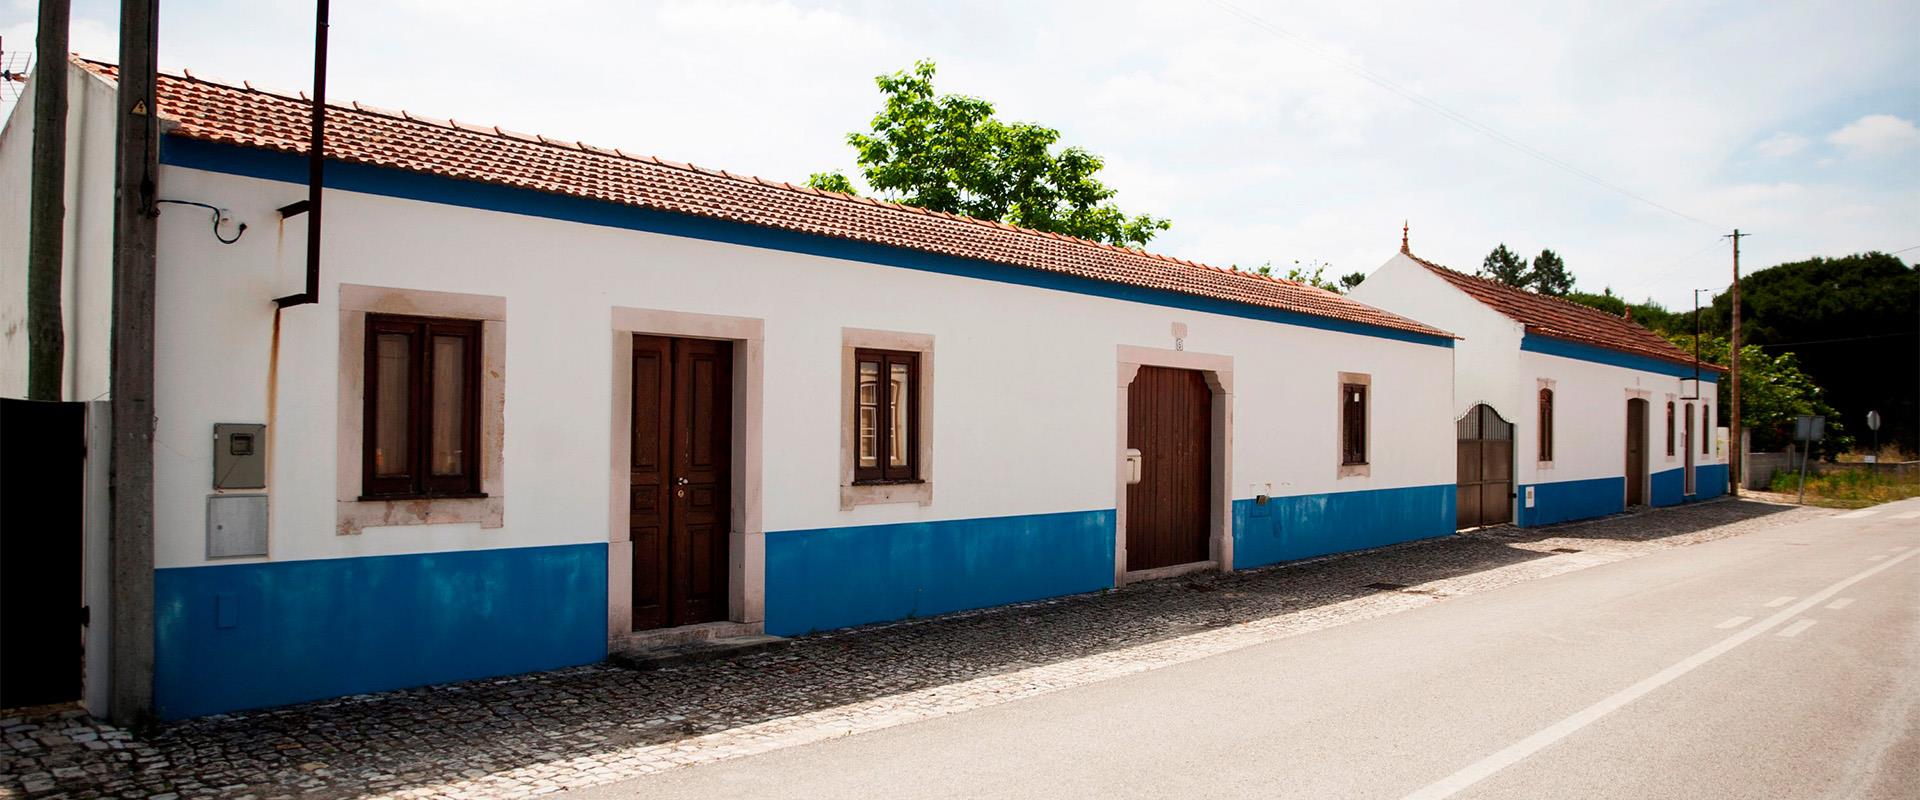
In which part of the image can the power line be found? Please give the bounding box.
[1889,244,1919,255]
[1755,331,1917,349]
[1205,0,1723,230]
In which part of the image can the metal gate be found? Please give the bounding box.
[1,398,85,709]
[1456,404,1514,529]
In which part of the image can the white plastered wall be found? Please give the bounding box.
[1349,252,1523,423]
[0,62,117,401]
[138,163,1457,572]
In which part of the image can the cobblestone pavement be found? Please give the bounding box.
[1,499,1829,799]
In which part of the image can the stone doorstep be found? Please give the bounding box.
[609,635,790,672]
[612,620,763,650]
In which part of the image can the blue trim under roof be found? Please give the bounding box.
[1521,333,1718,379]
[159,137,1451,348]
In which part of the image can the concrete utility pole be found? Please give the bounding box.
[26,0,70,401]
[1726,229,1747,496]
[109,0,159,727]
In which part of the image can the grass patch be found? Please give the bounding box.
[1769,467,1920,509]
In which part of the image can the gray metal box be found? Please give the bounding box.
[213,423,266,489]
[207,494,268,558]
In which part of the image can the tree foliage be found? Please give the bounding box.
[808,60,1170,248]
[1530,248,1574,296]
[1479,244,1530,287]
[1674,332,1846,452]
[1564,288,1689,336]
[1702,252,1917,452]
[1236,260,1351,293]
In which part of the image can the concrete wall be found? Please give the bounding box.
[118,135,1458,717]
[0,63,118,401]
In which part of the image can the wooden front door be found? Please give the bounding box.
[631,335,732,631]
[1455,404,1514,529]
[1683,402,1697,495]
[1126,366,1212,572]
[1626,398,1649,506]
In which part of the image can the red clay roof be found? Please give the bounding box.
[1403,251,1721,371]
[75,59,1451,341]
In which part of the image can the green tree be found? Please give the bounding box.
[1565,288,1689,336]
[808,60,1170,247]
[1480,244,1529,287]
[1673,332,1847,453]
[1703,252,1917,452]
[1339,271,1367,292]
[1530,248,1574,296]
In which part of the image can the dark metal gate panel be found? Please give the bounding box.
[1126,367,1212,571]
[1456,404,1513,529]
[1,399,85,708]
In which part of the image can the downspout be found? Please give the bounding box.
[273,0,327,309]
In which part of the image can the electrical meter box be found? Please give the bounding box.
[213,423,267,490]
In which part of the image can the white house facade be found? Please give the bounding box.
[2,61,1462,720]
[1350,243,1728,530]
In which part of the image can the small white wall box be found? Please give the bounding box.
[213,423,266,489]
[1524,486,1536,508]
[1124,448,1144,485]
[206,494,268,558]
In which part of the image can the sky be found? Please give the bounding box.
[3,0,1915,309]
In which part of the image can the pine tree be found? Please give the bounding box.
[1531,248,1574,296]
[1480,244,1529,287]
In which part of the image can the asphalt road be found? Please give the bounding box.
[584,500,1920,799]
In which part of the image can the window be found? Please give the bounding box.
[1665,401,1675,456]
[854,348,919,484]
[1537,388,1555,462]
[1341,383,1368,465]
[1702,405,1711,454]
[362,314,482,498]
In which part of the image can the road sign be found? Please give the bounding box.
[1867,410,1881,431]
[1794,415,1825,442]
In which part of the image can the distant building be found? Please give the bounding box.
[1350,240,1728,529]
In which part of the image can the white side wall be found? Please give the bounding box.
[1517,351,1724,487]
[146,164,1456,570]
[1349,252,1524,424]
[0,63,118,401]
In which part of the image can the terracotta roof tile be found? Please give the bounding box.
[1402,251,1720,371]
[79,58,1452,340]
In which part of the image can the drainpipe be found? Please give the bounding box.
[274,0,328,308]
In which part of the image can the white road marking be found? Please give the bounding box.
[1889,511,1920,520]
[1827,598,1855,610]
[1838,508,1879,519]
[1714,616,1751,629]
[1777,619,1818,638]
[1868,554,1888,561]
[1764,596,1796,607]
[1400,547,1920,800]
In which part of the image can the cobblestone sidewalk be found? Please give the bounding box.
[1,499,1827,799]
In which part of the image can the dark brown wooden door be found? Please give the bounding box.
[1626,399,1649,506]
[1126,366,1211,572]
[631,335,732,631]
[1683,402,1696,495]
[1456,404,1514,529]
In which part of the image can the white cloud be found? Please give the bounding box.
[1826,114,1920,157]
[1752,132,1808,158]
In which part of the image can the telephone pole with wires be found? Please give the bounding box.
[1725,229,1749,495]
[27,1,71,401]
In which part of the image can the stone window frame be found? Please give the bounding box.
[840,328,934,509]
[336,284,505,535]
[1337,372,1372,478]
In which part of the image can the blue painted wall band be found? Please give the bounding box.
[763,509,1116,636]
[158,137,1451,348]
[154,542,607,720]
[1232,483,1456,569]
[1521,333,1723,379]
